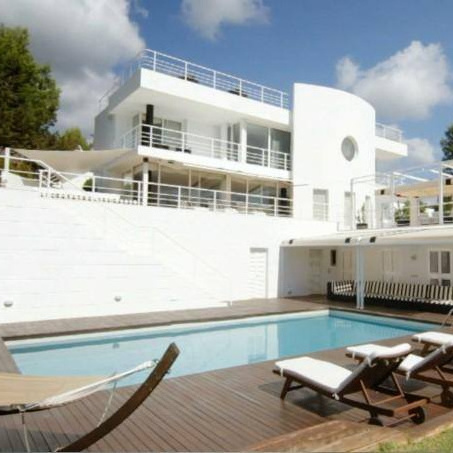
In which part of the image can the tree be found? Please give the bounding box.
[441,123,453,161]
[54,128,91,150]
[0,25,60,148]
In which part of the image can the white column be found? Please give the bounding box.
[409,197,420,227]
[142,159,149,206]
[240,120,247,164]
[439,162,444,225]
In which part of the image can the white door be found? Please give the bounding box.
[248,248,268,299]
[429,250,452,286]
[382,249,398,281]
[341,250,354,280]
[309,249,323,294]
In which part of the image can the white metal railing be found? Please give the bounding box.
[100,49,289,110]
[375,122,403,142]
[118,124,291,171]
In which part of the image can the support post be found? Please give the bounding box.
[355,238,365,310]
[142,158,149,206]
[439,162,444,225]
[350,178,355,230]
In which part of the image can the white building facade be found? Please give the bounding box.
[0,49,409,323]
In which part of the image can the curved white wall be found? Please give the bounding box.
[291,84,376,222]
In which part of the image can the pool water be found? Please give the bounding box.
[8,310,435,386]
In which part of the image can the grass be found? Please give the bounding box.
[379,428,453,452]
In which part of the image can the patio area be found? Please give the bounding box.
[1,297,452,452]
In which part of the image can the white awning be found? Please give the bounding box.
[13,148,136,173]
[283,226,453,248]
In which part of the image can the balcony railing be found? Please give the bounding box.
[375,123,403,142]
[100,49,289,110]
[118,124,291,171]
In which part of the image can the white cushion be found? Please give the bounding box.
[398,354,424,373]
[346,344,393,359]
[274,357,352,393]
[412,331,453,346]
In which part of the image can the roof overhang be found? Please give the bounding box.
[13,148,137,174]
[283,226,453,248]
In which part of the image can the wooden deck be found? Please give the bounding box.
[0,297,452,451]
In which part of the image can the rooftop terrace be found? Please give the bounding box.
[100,48,290,111]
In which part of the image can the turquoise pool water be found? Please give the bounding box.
[8,310,435,386]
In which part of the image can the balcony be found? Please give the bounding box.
[100,49,289,111]
[118,124,292,172]
[375,123,403,142]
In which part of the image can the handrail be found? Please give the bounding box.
[441,307,453,328]
[117,124,291,171]
[376,122,403,143]
[100,48,289,110]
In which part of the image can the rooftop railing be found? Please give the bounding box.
[100,49,289,110]
[118,124,291,171]
[375,122,403,143]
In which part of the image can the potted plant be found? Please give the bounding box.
[356,203,368,229]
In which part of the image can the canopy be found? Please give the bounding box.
[13,148,136,174]
[283,226,453,248]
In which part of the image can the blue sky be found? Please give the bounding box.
[129,0,453,167]
[2,0,452,167]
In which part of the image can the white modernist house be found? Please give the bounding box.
[0,48,416,323]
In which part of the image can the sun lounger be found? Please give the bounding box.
[347,342,453,406]
[273,343,428,426]
[0,343,179,452]
[412,331,453,353]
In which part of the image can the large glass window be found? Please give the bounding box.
[270,128,290,154]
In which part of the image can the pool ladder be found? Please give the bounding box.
[441,307,453,328]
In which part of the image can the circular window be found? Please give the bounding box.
[341,137,357,161]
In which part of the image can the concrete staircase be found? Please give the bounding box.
[0,189,226,323]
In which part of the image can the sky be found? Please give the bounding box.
[1,0,452,169]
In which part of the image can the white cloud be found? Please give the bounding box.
[0,0,145,137]
[336,41,453,121]
[181,0,269,40]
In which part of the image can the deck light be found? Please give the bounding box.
[3,300,13,308]
[114,296,122,302]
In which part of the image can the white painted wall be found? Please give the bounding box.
[0,188,336,323]
[291,84,376,223]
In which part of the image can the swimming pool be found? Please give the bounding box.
[8,310,436,386]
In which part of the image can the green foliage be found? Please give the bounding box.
[0,25,60,148]
[54,128,91,150]
[441,123,453,161]
[379,427,453,452]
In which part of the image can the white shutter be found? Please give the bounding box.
[248,248,268,299]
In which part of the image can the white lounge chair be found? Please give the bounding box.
[347,341,453,406]
[273,343,427,426]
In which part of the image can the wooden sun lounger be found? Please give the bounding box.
[274,344,428,426]
[1,342,180,452]
[347,342,453,406]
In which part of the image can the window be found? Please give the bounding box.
[341,137,357,161]
[429,250,452,286]
[151,118,182,150]
[313,189,329,221]
[330,250,337,267]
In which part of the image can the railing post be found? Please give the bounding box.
[267,150,271,168]
[439,162,444,225]
[177,186,181,209]
[3,147,10,173]
[47,169,51,189]
[184,62,188,80]
[239,80,242,96]
[92,175,96,193]
[280,92,283,108]
[284,153,288,170]
[261,87,264,102]
[213,191,217,211]
[274,197,278,217]
[245,193,249,214]
[211,138,214,158]
[153,50,157,71]
[213,70,216,89]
